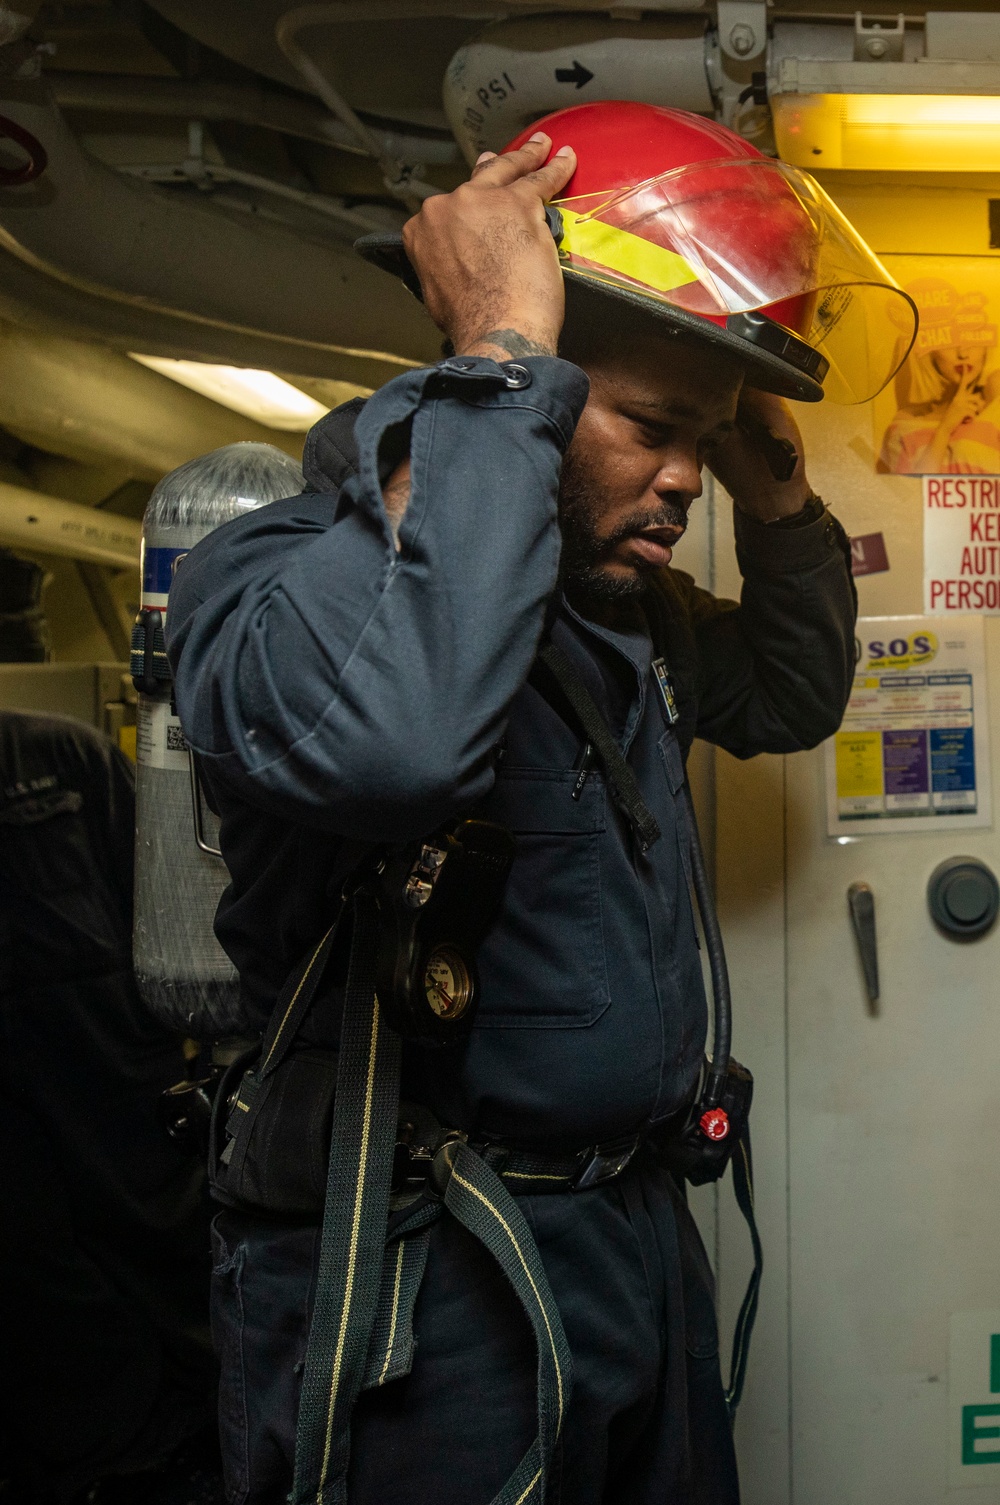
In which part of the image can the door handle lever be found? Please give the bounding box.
[847,881,879,1014]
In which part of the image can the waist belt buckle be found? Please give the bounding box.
[572,1133,641,1192]
[392,1126,467,1193]
[392,1138,433,1192]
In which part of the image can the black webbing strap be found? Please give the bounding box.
[431,1139,573,1504]
[238,837,374,1104]
[725,1130,763,1421]
[536,641,661,852]
[291,891,402,1505]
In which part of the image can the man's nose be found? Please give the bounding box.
[652,448,703,508]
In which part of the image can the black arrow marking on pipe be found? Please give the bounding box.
[554,61,594,89]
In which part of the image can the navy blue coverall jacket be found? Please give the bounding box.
[169,354,855,1148]
[167,354,856,1504]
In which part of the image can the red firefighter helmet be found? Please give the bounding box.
[357,101,916,404]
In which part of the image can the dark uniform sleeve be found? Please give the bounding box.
[167,358,589,840]
[684,501,858,757]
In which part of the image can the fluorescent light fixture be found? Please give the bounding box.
[129,355,329,430]
[774,93,1000,172]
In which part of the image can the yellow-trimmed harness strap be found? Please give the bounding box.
[290,893,402,1505]
[430,1139,574,1505]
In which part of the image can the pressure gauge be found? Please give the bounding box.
[423,945,473,1020]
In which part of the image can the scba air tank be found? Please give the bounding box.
[131,442,305,1037]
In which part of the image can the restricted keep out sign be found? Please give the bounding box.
[924,475,1000,612]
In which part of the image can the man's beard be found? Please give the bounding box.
[558,451,687,606]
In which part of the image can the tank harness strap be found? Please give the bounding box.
[535,641,661,852]
[289,889,573,1505]
[360,1211,435,1391]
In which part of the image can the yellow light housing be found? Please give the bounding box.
[129,355,329,431]
[773,93,1000,173]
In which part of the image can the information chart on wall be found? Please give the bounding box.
[825,615,991,836]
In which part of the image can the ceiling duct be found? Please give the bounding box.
[0,77,441,384]
[0,321,310,476]
[444,15,712,163]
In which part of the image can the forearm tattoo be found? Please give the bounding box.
[475,329,556,359]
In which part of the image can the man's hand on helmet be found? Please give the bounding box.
[706,390,815,522]
[401,134,577,364]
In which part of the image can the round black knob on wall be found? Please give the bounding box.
[927,857,1000,940]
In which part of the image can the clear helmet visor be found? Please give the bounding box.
[553,158,917,403]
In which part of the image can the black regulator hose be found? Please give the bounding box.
[682,783,732,1108]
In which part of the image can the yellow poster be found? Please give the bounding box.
[874,257,1000,476]
[834,730,884,802]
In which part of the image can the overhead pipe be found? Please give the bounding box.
[123,158,384,231]
[444,14,712,162]
[0,484,140,569]
[121,121,388,234]
[47,72,458,164]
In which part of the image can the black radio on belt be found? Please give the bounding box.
[659,1057,754,1186]
[372,818,515,1046]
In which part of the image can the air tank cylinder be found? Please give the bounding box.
[131,441,305,1038]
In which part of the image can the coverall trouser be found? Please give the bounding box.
[209,1148,740,1504]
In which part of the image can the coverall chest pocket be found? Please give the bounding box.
[474,770,610,1029]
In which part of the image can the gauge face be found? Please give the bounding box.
[423,945,473,1020]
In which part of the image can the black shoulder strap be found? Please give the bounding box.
[533,641,661,853]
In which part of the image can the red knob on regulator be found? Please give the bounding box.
[699,1107,730,1142]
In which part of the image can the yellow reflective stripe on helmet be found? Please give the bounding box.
[558,208,699,296]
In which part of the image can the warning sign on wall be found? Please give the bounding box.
[824,615,991,836]
[925,475,1000,612]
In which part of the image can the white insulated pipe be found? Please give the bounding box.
[444,15,712,163]
[0,484,140,569]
